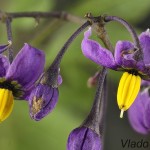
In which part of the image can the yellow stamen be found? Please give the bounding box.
[117,72,141,118]
[0,89,14,122]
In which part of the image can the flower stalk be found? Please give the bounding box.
[41,21,90,87]
[0,11,86,25]
[82,67,107,135]
[104,16,143,60]
[5,18,13,63]
[85,13,114,51]
[67,68,107,150]
[99,77,107,136]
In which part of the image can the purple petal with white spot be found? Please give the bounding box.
[29,84,59,121]
[6,43,45,89]
[81,28,118,69]
[0,55,10,77]
[128,89,150,134]
[67,127,101,150]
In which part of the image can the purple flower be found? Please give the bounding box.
[128,81,150,134]
[0,43,45,122]
[67,127,102,150]
[81,28,150,80]
[82,28,150,117]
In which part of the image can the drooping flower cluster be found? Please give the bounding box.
[0,43,62,122]
[81,27,150,117]
[0,43,45,121]
[1,12,150,150]
[67,127,102,150]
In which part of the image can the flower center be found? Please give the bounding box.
[0,78,23,98]
[0,89,14,122]
[0,78,24,122]
[128,69,138,75]
[117,71,141,118]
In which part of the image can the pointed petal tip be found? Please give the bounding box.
[23,43,45,55]
[84,27,92,39]
[146,28,150,33]
[82,27,119,69]
[140,29,150,38]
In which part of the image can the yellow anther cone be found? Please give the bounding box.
[117,72,141,118]
[0,89,14,122]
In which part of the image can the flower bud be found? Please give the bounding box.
[67,127,102,150]
[28,84,59,121]
[87,72,99,88]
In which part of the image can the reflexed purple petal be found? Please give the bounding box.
[6,43,45,89]
[67,127,101,150]
[29,84,59,121]
[81,28,118,69]
[139,29,150,65]
[128,89,150,134]
[114,41,137,68]
[0,55,10,77]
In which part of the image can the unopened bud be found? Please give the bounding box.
[67,127,101,150]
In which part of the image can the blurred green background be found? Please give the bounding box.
[0,0,150,150]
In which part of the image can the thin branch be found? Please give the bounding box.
[82,67,107,135]
[0,11,86,25]
[105,16,140,49]
[96,22,114,52]
[5,18,13,63]
[99,76,107,136]
[40,21,91,87]
[104,16,143,60]
[49,21,90,69]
